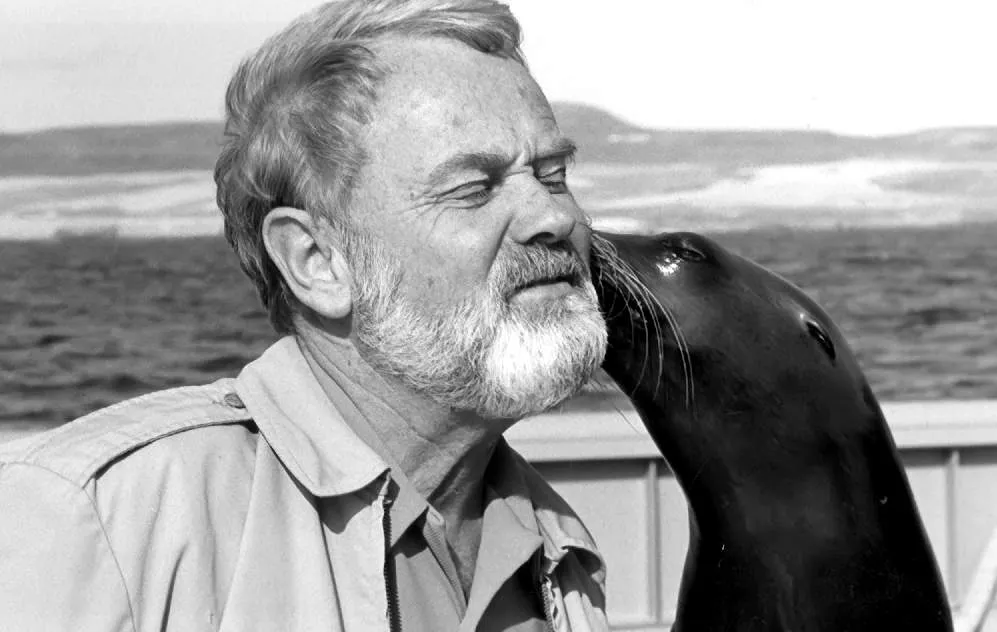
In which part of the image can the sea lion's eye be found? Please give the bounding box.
[676,246,706,262]
[806,320,836,361]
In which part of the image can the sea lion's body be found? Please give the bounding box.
[590,231,952,631]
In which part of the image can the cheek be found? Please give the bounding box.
[370,192,512,303]
[398,229,497,304]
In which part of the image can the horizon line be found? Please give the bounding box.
[5,109,997,140]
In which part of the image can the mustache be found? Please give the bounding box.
[492,245,589,298]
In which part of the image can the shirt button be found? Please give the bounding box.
[222,392,246,409]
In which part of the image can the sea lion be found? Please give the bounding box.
[589,230,953,631]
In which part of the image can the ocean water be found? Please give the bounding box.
[2,223,996,426]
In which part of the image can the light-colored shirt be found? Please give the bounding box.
[0,337,610,631]
[308,341,550,630]
[387,461,550,631]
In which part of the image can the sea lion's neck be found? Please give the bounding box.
[648,408,911,558]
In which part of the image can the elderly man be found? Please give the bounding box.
[0,1,610,630]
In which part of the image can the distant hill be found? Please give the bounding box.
[4,103,997,176]
[0,122,225,176]
[551,102,646,144]
[553,103,997,166]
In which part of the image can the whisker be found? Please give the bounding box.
[592,236,661,400]
[660,299,695,412]
[593,240,650,396]
[590,234,696,415]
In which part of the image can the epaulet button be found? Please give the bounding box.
[223,392,246,409]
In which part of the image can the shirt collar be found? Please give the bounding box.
[234,336,389,497]
[493,442,607,582]
[233,337,606,580]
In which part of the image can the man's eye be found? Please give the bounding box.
[539,167,569,194]
[456,183,493,204]
[442,180,494,206]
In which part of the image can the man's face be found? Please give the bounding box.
[343,37,607,419]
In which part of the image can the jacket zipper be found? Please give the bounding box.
[383,492,401,632]
[540,574,555,632]
[536,553,555,632]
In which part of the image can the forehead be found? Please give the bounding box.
[362,38,561,180]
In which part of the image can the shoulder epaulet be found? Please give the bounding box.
[0,378,253,486]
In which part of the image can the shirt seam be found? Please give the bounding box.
[18,383,224,460]
[2,416,255,487]
[6,462,139,632]
[76,417,252,482]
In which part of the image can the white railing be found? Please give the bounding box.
[4,398,997,630]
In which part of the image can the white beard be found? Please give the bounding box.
[348,237,607,419]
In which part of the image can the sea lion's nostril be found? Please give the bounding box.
[806,320,836,361]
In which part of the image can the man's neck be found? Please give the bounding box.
[294,322,513,532]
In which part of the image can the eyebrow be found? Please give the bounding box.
[425,136,578,190]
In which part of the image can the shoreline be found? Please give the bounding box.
[3,217,997,244]
[5,157,997,240]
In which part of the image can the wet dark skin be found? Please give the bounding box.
[592,231,953,631]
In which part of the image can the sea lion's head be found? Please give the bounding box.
[589,230,873,490]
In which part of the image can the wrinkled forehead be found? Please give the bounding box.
[362,37,561,177]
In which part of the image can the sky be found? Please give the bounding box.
[2,0,997,135]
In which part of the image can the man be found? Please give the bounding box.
[0,1,610,630]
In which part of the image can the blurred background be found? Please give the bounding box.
[2,0,997,426]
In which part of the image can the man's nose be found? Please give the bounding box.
[507,181,585,246]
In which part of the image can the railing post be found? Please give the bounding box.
[645,459,662,624]
[947,448,961,602]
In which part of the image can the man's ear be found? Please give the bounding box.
[262,207,352,320]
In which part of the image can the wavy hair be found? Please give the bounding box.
[214,0,525,333]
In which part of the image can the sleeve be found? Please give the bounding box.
[0,463,135,632]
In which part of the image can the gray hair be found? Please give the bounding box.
[214,0,525,333]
